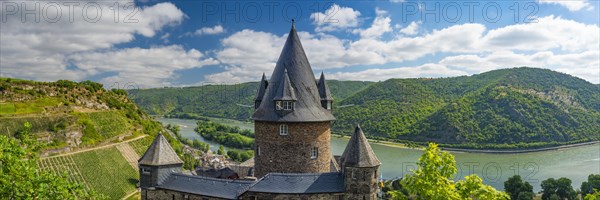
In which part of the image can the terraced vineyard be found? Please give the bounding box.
[38,145,141,199]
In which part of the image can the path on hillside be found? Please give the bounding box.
[43,135,147,159]
[116,143,140,170]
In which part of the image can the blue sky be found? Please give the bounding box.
[1,0,599,88]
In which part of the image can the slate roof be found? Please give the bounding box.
[158,173,254,199]
[255,73,268,101]
[317,72,333,101]
[247,172,345,194]
[138,133,183,166]
[273,69,297,101]
[340,125,381,168]
[252,22,335,122]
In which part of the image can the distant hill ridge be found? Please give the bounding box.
[129,67,599,149]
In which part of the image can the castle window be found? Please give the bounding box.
[283,101,294,110]
[257,146,261,156]
[279,124,288,135]
[326,101,332,110]
[275,101,294,110]
[310,147,318,159]
[141,167,151,174]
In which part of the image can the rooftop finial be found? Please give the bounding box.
[291,19,295,29]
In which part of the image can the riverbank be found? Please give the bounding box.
[333,134,600,154]
[442,141,600,154]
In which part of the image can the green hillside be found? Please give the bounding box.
[334,67,600,148]
[0,78,187,199]
[0,78,164,152]
[129,80,372,120]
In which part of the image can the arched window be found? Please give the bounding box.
[279,124,288,135]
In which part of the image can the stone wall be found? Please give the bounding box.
[239,192,344,200]
[142,189,227,200]
[254,121,332,178]
[343,167,379,200]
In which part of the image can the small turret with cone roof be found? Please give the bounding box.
[317,72,333,110]
[254,73,268,109]
[341,125,381,199]
[138,133,183,188]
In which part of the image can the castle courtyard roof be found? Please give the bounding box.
[247,172,345,194]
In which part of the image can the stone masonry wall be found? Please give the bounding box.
[344,167,380,200]
[254,121,332,178]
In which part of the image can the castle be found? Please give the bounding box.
[139,22,381,200]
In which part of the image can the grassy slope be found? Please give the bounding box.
[0,78,164,149]
[1,78,184,198]
[38,145,139,199]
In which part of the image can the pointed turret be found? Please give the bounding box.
[252,20,335,122]
[341,125,381,199]
[138,133,183,188]
[254,73,268,109]
[273,69,296,101]
[139,133,183,165]
[317,72,333,110]
[340,125,380,168]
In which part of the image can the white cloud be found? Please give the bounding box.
[69,46,218,87]
[207,13,599,83]
[353,8,392,39]
[194,25,225,36]
[0,1,213,87]
[399,21,421,36]
[482,15,599,52]
[311,4,361,32]
[328,64,468,81]
[538,0,593,11]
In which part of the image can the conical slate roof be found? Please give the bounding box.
[340,125,381,168]
[317,72,333,101]
[255,73,268,101]
[138,133,183,166]
[273,69,297,101]
[252,22,335,122]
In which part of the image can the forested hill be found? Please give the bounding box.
[0,78,163,153]
[129,80,373,120]
[334,67,600,148]
[129,67,599,149]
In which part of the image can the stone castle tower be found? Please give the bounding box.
[138,133,183,198]
[341,125,382,200]
[252,21,336,178]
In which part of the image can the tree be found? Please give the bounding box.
[541,177,577,200]
[585,190,600,200]
[582,174,600,197]
[456,174,510,200]
[0,122,98,199]
[504,175,534,200]
[217,145,225,155]
[394,143,508,200]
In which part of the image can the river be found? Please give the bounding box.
[156,117,600,192]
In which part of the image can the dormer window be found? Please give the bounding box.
[276,101,294,110]
[141,167,151,174]
[279,124,288,135]
[326,101,332,110]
